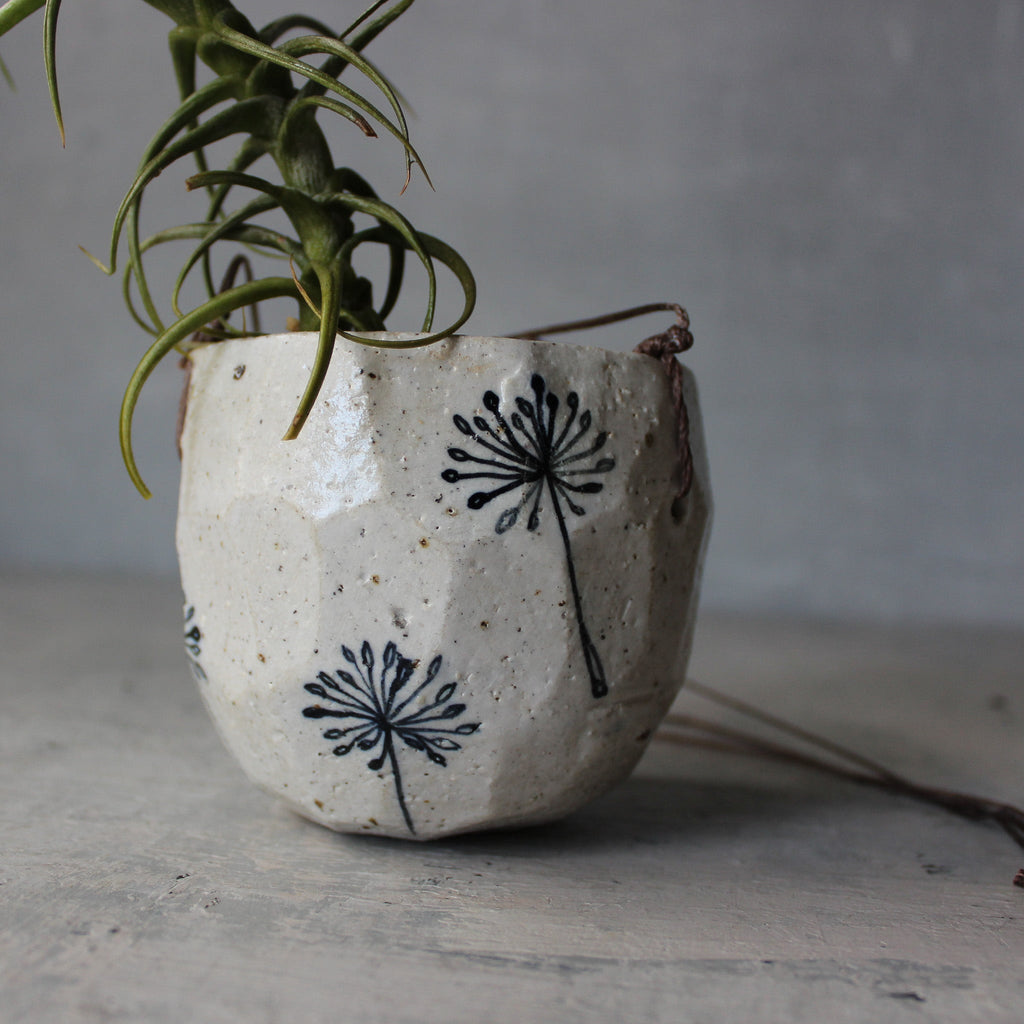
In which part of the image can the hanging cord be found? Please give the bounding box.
[514,302,695,506]
[634,307,695,505]
[656,679,1024,887]
[514,305,1022,885]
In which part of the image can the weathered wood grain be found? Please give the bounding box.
[1,574,1021,1023]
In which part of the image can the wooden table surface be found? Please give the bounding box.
[2,573,1021,1023]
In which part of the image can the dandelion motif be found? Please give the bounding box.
[442,373,615,698]
[301,641,479,834]
[183,605,207,683]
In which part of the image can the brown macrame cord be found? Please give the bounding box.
[659,679,1024,887]
[519,303,1023,886]
[515,302,695,507]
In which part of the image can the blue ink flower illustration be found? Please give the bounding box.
[301,641,479,834]
[442,373,615,698]
[183,604,207,683]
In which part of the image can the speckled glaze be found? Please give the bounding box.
[177,332,711,839]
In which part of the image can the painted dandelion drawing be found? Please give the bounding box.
[183,605,207,683]
[301,641,479,834]
[442,373,615,698]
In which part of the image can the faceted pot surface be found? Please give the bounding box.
[177,332,711,839]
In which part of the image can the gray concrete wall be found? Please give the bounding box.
[1,0,1021,624]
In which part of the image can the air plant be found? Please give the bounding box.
[0,0,476,495]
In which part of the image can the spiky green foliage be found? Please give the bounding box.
[0,0,476,495]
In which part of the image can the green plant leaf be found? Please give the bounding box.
[300,0,416,96]
[259,13,336,44]
[114,80,250,331]
[211,15,426,188]
[339,232,476,350]
[199,135,271,295]
[120,275,302,498]
[123,221,304,334]
[125,199,165,334]
[100,96,282,277]
[137,220,303,264]
[329,166,379,198]
[282,264,343,440]
[343,0,416,54]
[42,0,62,142]
[171,194,288,315]
[202,135,270,221]
[168,26,217,184]
[323,187,436,330]
[0,0,45,36]
[138,75,239,169]
[338,225,405,322]
[277,32,424,187]
[186,168,283,201]
[281,93,376,139]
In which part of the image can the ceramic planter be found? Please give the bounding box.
[177,331,711,839]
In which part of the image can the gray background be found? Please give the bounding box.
[1,0,1021,624]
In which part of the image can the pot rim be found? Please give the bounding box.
[185,329,672,369]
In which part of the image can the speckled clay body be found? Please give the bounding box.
[177,332,711,839]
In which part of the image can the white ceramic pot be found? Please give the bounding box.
[177,331,711,839]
